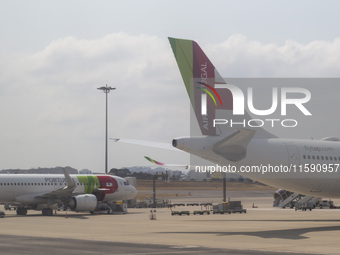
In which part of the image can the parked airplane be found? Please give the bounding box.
[116,38,340,199]
[0,170,137,216]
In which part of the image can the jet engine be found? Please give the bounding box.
[69,194,97,211]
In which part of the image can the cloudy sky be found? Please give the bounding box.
[1,0,340,172]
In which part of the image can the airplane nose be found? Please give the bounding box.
[128,185,138,199]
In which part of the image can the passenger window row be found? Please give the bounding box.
[303,155,340,161]
[0,182,101,186]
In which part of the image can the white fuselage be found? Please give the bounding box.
[176,137,340,198]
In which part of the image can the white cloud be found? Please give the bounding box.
[0,33,339,170]
[209,35,340,77]
[0,33,188,170]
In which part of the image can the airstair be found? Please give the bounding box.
[273,189,321,210]
[278,193,302,208]
[295,196,321,210]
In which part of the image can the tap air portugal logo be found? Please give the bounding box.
[196,82,223,115]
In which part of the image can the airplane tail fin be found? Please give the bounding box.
[169,37,275,138]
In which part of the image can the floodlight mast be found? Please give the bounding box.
[97,85,116,174]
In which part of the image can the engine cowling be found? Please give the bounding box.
[69,194,97,211]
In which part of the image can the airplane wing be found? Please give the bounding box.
[37,186,76,199]
[111,138,180,151]
[15,169,80,206]
[36,169,77,200]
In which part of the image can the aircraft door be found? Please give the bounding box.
[285,144,300,166]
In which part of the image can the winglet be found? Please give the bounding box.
[63,168,76,189]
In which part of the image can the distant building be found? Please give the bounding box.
[79,169,92,175]
[187,170,209,181]
[0,166,78,174]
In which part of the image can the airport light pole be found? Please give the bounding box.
[223,172,227,202]
[97,84,116,174]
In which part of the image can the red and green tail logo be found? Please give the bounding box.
[196,82,223,107]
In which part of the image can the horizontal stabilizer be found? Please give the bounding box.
[212,129,255,162]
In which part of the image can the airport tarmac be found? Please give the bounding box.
[1,190,340,255]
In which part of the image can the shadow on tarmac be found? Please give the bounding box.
[0,234,323,255]
[160,225,340,240]
[3,212,91,219]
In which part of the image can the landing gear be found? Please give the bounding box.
[42,208,53,216]
[16,207,27,216]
